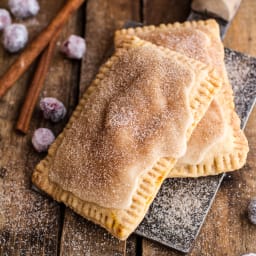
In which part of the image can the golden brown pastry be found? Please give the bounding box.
[32,36,222,240]
[115,19,248,177]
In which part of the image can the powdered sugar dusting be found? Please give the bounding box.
[48,43,200,209]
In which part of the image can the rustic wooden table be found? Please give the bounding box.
[0,0,255,255]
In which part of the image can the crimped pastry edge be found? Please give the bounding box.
[169,111,249,178]
[114,19,220,47]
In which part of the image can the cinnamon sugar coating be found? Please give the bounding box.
[115,20,248,176]
[115,20,224,77]
[48,42,214,209]
[49,45,193,209]
[115,20,227,167]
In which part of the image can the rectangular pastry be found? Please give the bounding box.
[32,36,222,239]
[115,19,248,177]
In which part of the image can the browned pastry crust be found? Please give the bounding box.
[32,36,222,240]
[115,19,249,177]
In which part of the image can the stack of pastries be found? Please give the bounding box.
[32,19,248,240]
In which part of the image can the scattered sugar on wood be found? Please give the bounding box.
[61,209,126,256]
[0,158,59,254]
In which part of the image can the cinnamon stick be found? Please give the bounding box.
[16,30,60,134]
[0,0,85,98]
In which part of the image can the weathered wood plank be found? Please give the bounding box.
[59,0,140,255]
[79,0,141,94]
[224,0,256,55]
[0,0,83,255]
[60,209,138,256]
[143,0,191,25]
[142,0,256,255]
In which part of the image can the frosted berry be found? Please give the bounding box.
[0,9,12,31]
[248,198,256,224]
[3,24,28,53]
[32,128,55,153]
[61,35,86,59]
[8,0,40,19]
[40,97,67,123]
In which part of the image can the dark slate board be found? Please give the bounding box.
[135,48,256,253]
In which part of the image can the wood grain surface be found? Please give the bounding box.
[0,0,255,255]
[0,0,82,255]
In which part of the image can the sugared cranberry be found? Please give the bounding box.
[40,97,67,123]
[32,128,55,152]
[0,9,12,31]
[8,0,40,19]
[61,35,86,59]
[3,24,28,53]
